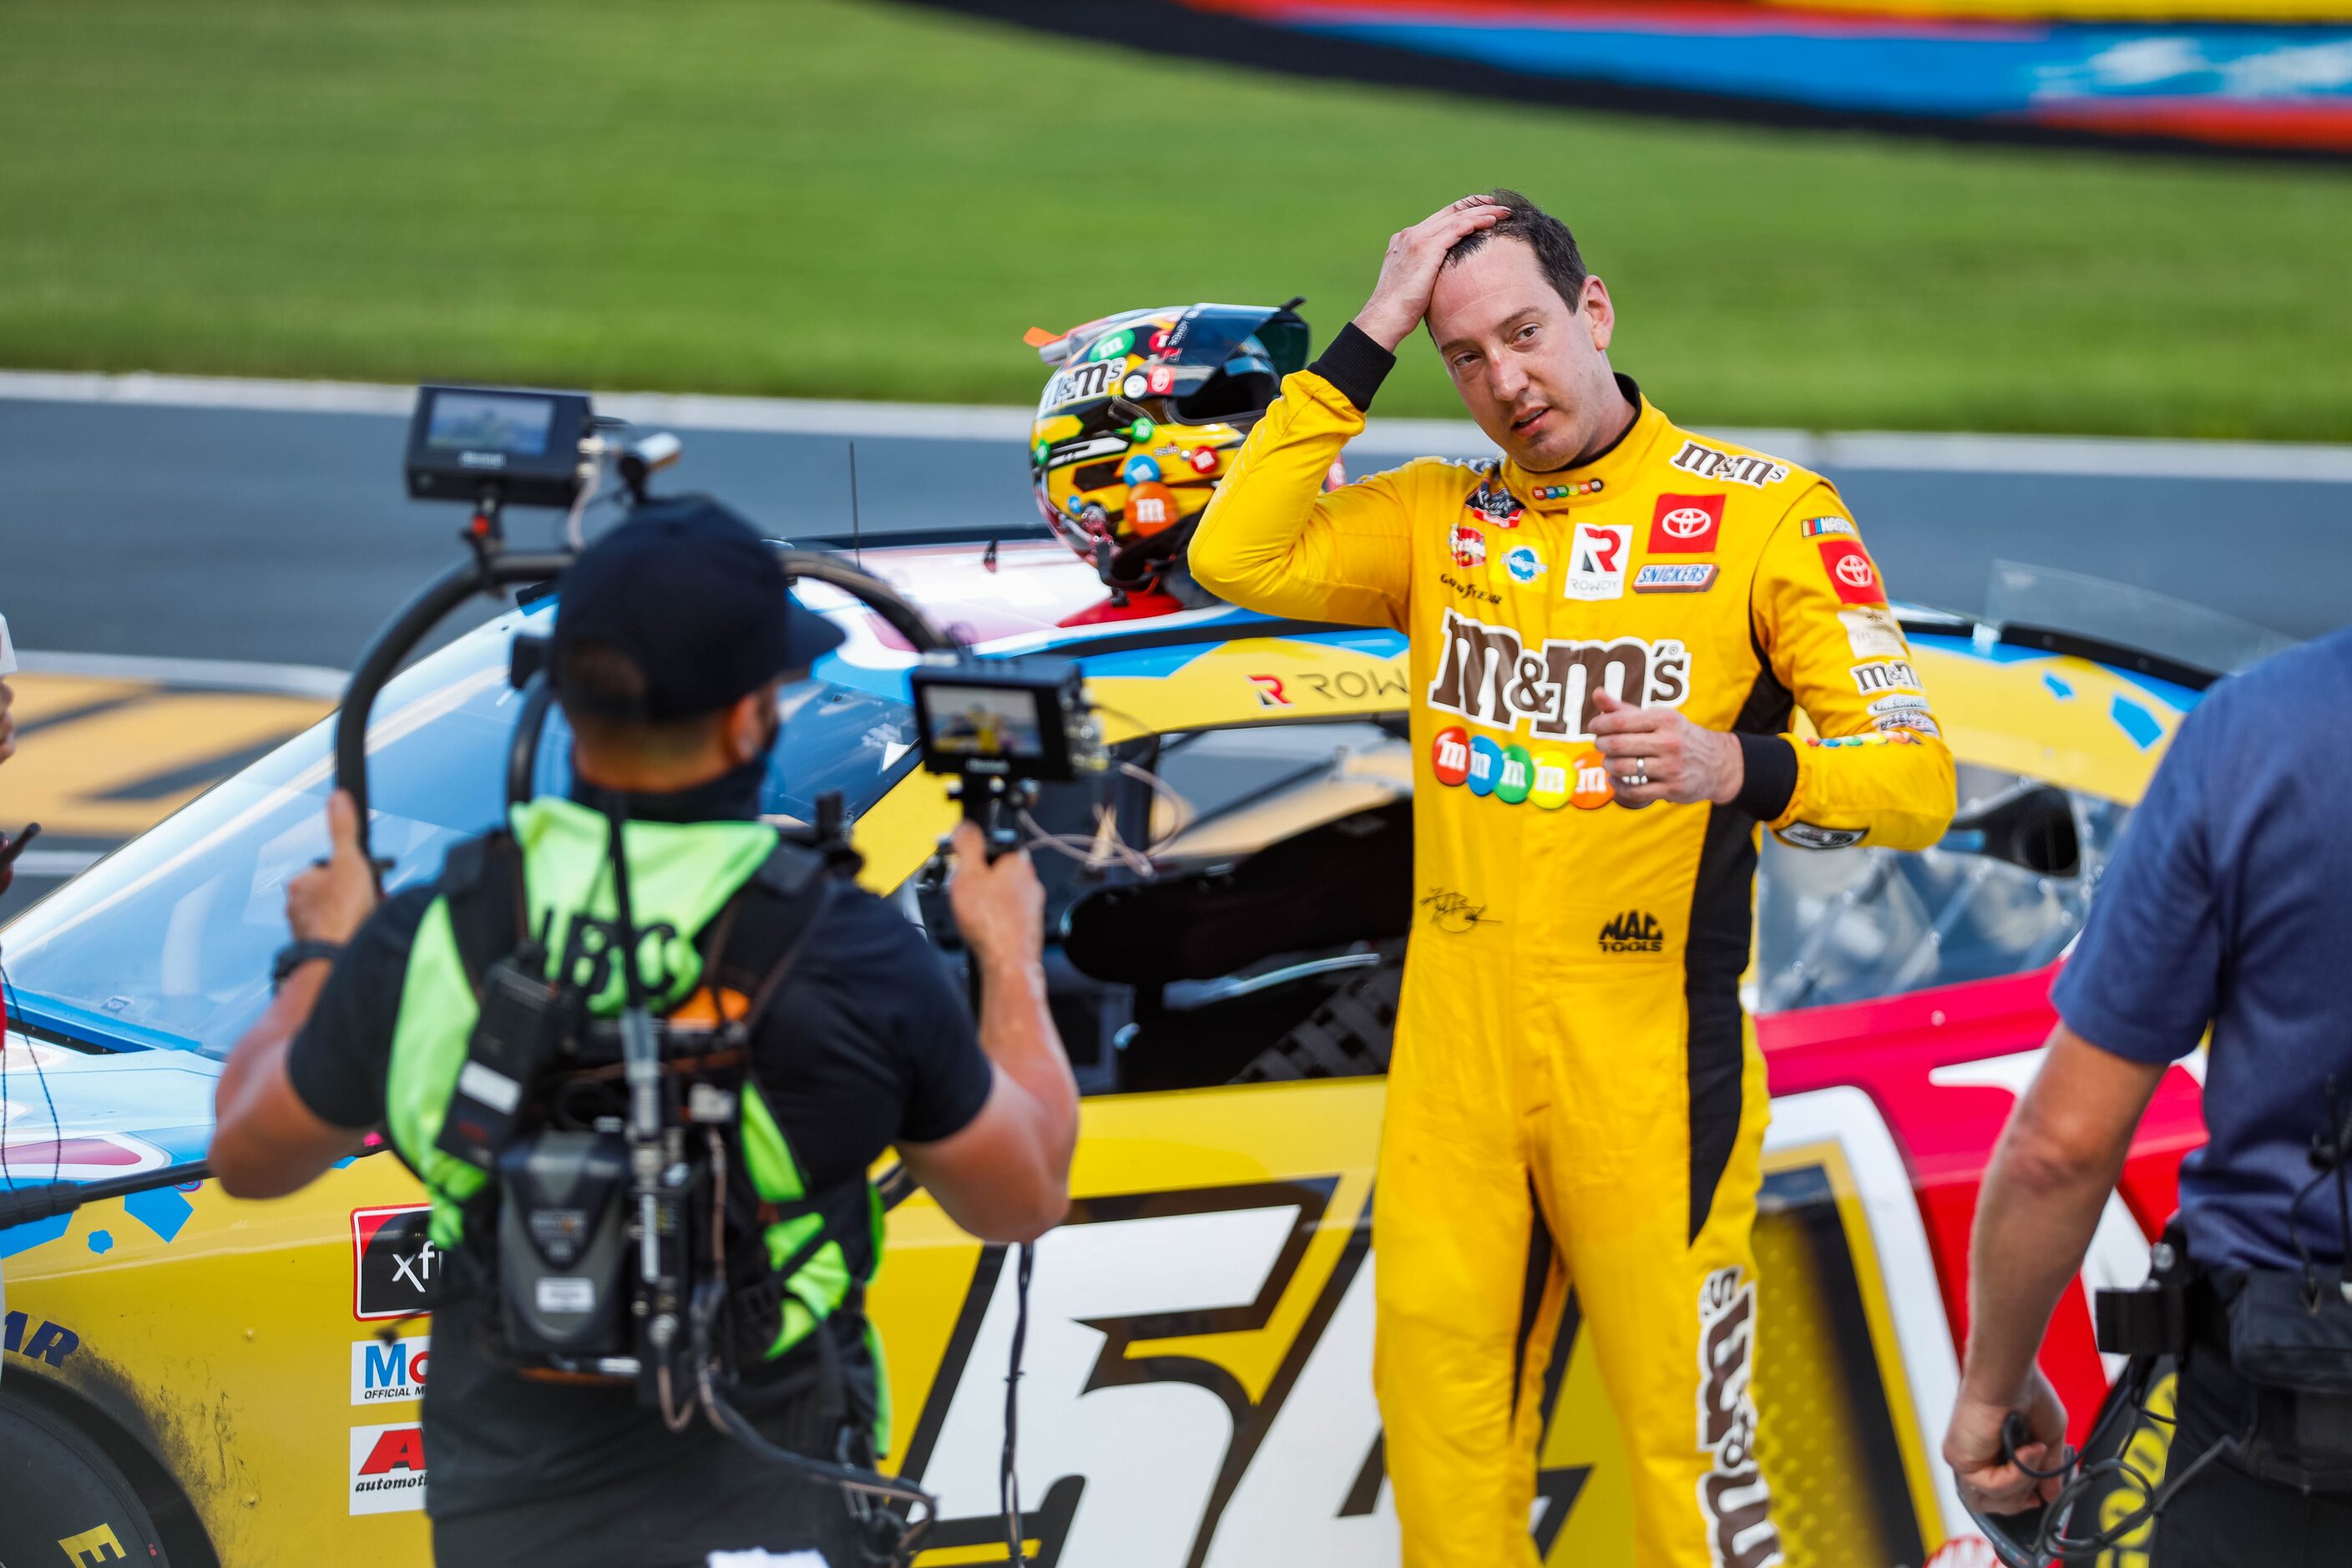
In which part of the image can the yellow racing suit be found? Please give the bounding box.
[1191,331,1955,1568]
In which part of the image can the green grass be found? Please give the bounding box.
[3,0,2349,438]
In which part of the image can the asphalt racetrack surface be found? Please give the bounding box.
[3,388,2346,923]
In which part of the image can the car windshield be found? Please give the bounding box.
[1753,761,2130,1010]
[0,601,914,1059]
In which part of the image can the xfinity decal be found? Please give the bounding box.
[1425,610,1690,739]
[352,1206,438,1322]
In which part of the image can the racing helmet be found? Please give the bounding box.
[1027,301,1310,590]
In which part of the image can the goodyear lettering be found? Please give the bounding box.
[3,1309,80,1368]
[1426,610,1690,739]
[1697,1267,1783,1568]
[1439,571,1501,605]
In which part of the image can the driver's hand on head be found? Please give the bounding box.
[1944,1368,2068,1515]
[286,790,380,945]
[945,821,1044,971]
[1353,195,1512,352]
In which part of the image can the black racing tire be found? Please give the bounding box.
[0,1386,175,1568]
[1227,945,1404,1084]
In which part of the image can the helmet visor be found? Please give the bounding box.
[1037,304,1308,422]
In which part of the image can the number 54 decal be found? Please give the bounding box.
[896,1182,1582,1568]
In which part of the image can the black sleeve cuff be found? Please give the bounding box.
[1732,732,1798,822]
[1308,322,1397,413]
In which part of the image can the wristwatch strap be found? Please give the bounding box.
[271,938,346,994]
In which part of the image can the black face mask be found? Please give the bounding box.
[572,704,780,825]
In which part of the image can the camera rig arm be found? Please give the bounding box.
[336,544,959,860]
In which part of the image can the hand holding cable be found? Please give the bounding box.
[1944,1367,2070,1516]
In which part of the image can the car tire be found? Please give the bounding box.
[1228,944,1404,1084]
[0,1387,175,1568]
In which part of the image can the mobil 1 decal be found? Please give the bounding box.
[896,1181,1588,1567]
[353,1334,430,1404]
[1424,609,1689,741]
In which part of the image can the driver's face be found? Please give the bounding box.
[1425,237,1616,472]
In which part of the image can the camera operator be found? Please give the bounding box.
[208,499,1080,1567]
[1945,627,2352,1562]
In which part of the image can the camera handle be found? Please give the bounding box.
[945,776,1037,863]
[335,543,955,859]
[336,544,576,860]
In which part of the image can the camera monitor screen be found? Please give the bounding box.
[919,683,1048,763]
[425,390,557,457]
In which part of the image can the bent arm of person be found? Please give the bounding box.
[896,826,1079,1244]
[1947,715,2221,1510]
[210,964,372,1196]
[212,886,425,1198]
[1748,484,1956,848]
[1946,1025,2167,1510]
[1188,327,1419,630]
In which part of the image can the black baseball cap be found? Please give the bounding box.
[551,496,843,723]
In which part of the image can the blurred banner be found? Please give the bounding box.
[1174,0,2352,151]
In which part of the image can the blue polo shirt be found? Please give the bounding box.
[2051,628,2352,1272]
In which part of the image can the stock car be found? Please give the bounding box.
[0,534,2218,1568]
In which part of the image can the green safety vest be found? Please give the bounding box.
[379,796,890,1446]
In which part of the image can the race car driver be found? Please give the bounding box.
[1191,192,1957,1567]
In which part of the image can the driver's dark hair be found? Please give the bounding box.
[1442,189,1588,310]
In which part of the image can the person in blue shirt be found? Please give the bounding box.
[1943,628,2352,1563]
